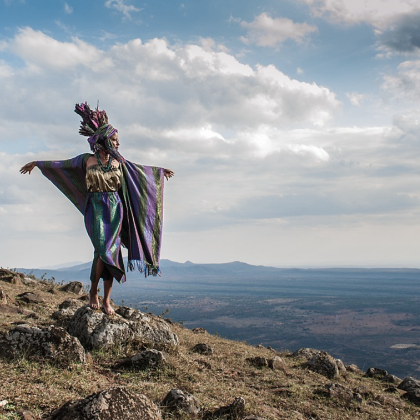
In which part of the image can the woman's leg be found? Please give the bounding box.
[102,278,115,315]
[89,257,103,310]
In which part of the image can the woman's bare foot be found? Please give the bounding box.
[102,302,115,316]
[89,290,100,310]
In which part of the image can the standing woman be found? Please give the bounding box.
[20,103,174,315]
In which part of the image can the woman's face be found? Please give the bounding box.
[109,132,120,150]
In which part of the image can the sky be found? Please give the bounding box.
[0,0,419,269]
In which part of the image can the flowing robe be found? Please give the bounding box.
[37,153,164,281]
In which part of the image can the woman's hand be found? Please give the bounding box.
[164,169,174,180]
[20,161,37,175]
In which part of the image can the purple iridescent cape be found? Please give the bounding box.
[37,154,164,278]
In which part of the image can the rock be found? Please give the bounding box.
[52,299,86,325]
[116,306,179,349]
[0,268,23,285]
[320,383,362,405]
[17,292,44,304]
[204,396,245,419]
[256,344,264,349]
[0,324,86,364]
[346,364,362,374]
[246,356,268,368]
[268,356,288,371]
[192,343,214,355]
[398,377,420,406]
[192,327,207,334]
[335,359,347,375]
[60,281,85,295]
[383,374,402,384]
[117,349,167,370]
[22,277,38,286]
[161,389,200,415]
[291,348,320,360]
[68,306,178,350]
[307,351,340,379]
[68,306,132,350]
[365,367,388,379]
[398,377,420,393]
[0,400,8,407]
[49,386,161,420]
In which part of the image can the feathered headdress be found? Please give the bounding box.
[74,102,125,163]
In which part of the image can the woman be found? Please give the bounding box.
[20,103,174,315]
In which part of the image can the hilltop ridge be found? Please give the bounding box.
[1,268,420,419]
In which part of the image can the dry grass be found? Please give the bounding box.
[1,277,420,419]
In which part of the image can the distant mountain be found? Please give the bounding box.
[18,259,420,289]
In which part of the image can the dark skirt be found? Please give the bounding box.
[84,191,126,282]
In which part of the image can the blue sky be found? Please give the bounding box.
[1,0,419,268]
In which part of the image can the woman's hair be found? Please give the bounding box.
[75,102,125,163]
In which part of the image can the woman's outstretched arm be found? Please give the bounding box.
[20,161,37,174]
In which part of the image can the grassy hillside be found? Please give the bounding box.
[1,273,420,419]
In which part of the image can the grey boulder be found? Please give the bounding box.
[49,386,161,420]
[0,324,86,364]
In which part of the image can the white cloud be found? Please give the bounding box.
[297,0,419,27]
[346,92,365,106]
[297,67,304,74]
[382,60,420,100]
[64,3,73,14]
[5,27,112,71]
[104,0,141,20]
[240,13,317,48]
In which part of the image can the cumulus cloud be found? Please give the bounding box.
[297,0,419,27]
[0,29,339,137]
[382,60,420,100]
[297,0,420,55]
[104,0,141,20]
[240,13,317,48]
[5,27,112,71]
[376,12,420,55]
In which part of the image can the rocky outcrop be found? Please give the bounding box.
[49,386,161,420]
[116,349,167,370]
[0,324,86,364]
[67,306,178,350]
[192,327,207,334]
[60,282,85,295]
[268,356,288,372]
[52,299,86,325]
[192,343,214,355]
[398,377,420,405]
[365,367,401,384]
[0,268,23,285]
[316,383,362,405]
[203,396,245,419]
[292,348,320,360]
[17,292,44,304]
[306,351,341,379]
[161,389,201,415]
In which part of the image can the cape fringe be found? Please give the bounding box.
[128,259,161,277]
